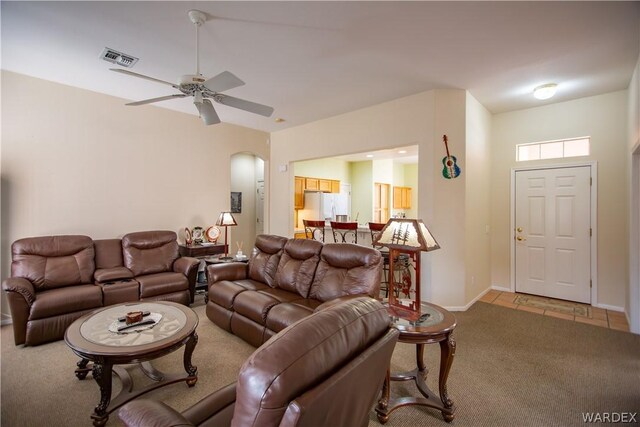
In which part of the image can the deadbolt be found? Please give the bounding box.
[516,227,523,232]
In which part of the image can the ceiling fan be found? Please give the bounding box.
[111,10,274,125]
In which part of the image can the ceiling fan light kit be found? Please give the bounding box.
[110,9,274,125]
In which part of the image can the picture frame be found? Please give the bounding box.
[231,192,242,213]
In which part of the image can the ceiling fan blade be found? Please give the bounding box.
[213,94,274,117]
[126,94,187,106]
[110,68,179,89]
[195,99,221,125]
[203,71,245,93]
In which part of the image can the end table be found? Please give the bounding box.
[376,301,457,423]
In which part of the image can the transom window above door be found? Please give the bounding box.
[516,137,590,162]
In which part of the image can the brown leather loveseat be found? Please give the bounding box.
[119,297,399,427]
[2,230,199,346]
[206,234,382,347]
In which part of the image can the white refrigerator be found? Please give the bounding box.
[300,191,350,223]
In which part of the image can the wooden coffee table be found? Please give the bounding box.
[64,301,198,426]
[376,301,457,423]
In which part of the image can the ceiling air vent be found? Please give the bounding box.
[100,47,138,68]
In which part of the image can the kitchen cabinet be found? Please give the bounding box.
[298,176,341,193]
[305,178,319,191]
[393,186,412,209]
[294,176,305,209]
[319,179,332,192]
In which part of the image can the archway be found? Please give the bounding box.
[230,152,265,253]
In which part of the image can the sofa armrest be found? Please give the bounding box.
[314,294,373,312]
[182,382,237,426]
[173,257,200,303]
[2,277,36,345]
[207,263,249,286]
[94,267,134,283]
[2,277,35,306]
[119,400,194,427]
[173,257,200,276]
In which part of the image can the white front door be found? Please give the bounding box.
[515,166,591,303]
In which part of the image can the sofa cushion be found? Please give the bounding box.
[94,238,125,269]
[265,303,314,333]
[308,243,382,302]
[233,291,279,325]
[290,298,323,311]
[122,231,178,277]
[274,239,322,298]
[233,279,270,292]
[210,281,248,309]
[258,288,305,303]
[29,284,102,319]
[137,272,188,298]
[247,235,287,288]
[11,235,95,291]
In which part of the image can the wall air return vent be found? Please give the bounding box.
[100,47,138,68]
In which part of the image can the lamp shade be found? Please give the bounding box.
[373,218,439,252]
[215,212,237,227]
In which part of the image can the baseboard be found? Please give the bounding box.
[443,287,492,312]
[1,314,13,326]
[593,303,625,313]
[491,285,512,292]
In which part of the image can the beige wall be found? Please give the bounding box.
[628,54,640,330]
[351,161,373,224]
[465,93,492,302]
[1,71,269,319]
[293,158,351,183]
[491,91,629,308]
[270,89,473,308]
[403,163,419,219]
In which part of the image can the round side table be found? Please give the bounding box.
[376,301,457,423]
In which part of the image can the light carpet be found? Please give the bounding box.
[2,298,639,426]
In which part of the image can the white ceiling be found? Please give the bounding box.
[335,145,419,164]
[2,2,639,132]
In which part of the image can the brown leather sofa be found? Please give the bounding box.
[206,234,382,347]
[2,231,199,346]
[119,297,399,427]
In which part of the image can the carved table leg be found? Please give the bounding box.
[416,343,427,375]
[438,332,457,422]
[184,332,199,386]
[90,361,113,427]
[375,368,391,424]
[75,358,91,380]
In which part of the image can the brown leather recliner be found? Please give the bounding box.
[2,231,200,346]
[122,231,197,305]
[2,235,102,346]
[206,234,383,347]
[118,297,399,427]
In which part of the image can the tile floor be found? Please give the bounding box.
[479,290,630,332]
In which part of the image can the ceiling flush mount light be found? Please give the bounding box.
[398,150,407,154]
[533,83,558,100]
[366,154,374,158]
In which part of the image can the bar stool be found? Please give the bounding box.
[369,222,390,298]
[330,221,358,244]
[303,219,326,242]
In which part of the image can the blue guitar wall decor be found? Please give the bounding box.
[442,134,461,179]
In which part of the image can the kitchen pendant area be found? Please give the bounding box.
[293,145,418,243]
